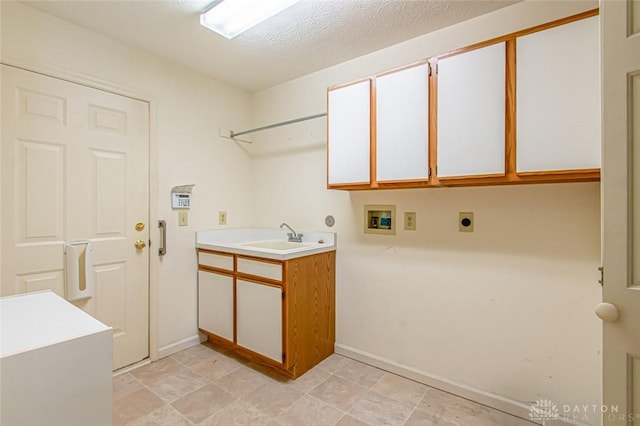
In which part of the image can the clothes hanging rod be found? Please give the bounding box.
[230,112,327,138]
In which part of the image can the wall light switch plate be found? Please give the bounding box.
[219,211,227,225]
[404,212,416,230]
[459,212,474,232]
[178,211,188,227]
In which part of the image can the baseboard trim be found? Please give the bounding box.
[113,358,151,376]
[158,335,202,359]
[334,344,585,426]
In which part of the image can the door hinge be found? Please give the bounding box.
[282,352,286,362]
[282,290,285,299]
[598,266,604,286]
[435,63,439,74]
[428,63,432,77]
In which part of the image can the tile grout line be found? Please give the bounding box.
[400,383,430,425]
[132,351,221,425]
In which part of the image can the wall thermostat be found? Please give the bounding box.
[171,184,195,209]
[172,192,191,209]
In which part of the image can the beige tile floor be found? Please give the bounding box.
[113,342,535,425]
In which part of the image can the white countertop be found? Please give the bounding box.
[0,291,111,358]
[196,228,336,260]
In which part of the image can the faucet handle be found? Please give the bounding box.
[287,232,303,243]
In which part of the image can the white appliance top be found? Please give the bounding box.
[0,290,110,358]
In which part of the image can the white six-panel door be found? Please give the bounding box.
[1,64,150,370]
[601,0,640,423]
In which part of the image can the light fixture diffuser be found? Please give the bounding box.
[201,0,301,39]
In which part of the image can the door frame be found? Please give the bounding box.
[1,56,159,364]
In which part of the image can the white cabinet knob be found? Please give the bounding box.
[595,303,619,322]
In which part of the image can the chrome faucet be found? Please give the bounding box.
[280,222,303,243]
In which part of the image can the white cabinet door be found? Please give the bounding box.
[516,16,600,173]
[437,42,506,178]
[376,63,429,182]
[198,270,234,342]
[236,279,282,363]
[327,80,371,185]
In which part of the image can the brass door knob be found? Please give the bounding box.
[135,240,146,249]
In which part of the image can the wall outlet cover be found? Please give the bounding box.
[219,211,227,225]
[178,210,188,227]
[459,212,474,232]
[404,212,416,231]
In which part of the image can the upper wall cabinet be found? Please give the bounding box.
[516,16,600,173]
[376,62,430,183]
[326,9,600,190]
[436,42,506,178]
[327,79,371,187]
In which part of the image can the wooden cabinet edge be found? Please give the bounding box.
[236,274,283,288]
[438,170,600,187]
[198,248,234,257]
[236,254,284,265]
[515,168,600,178]
[327,182,375,190]
[198,265,234,276]
[284,251,336,378]
[327,170,599,190]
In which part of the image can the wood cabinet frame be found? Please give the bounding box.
[327,9,600,190]
[197,249,336,379]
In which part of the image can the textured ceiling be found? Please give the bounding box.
[21,0,520,92]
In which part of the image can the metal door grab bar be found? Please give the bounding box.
[158,220,167,256]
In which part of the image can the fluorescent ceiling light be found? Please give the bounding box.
[201,0,301,39]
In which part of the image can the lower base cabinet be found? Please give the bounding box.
[197,249,336,379]
[198,270,233,342]
[236,279,282,363]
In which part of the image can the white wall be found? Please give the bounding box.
[250,0,601,422]
[0,2,254,355]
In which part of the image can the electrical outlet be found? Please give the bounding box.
[178,211,188,227]
[404,212,416,231]
[459,212,474,232]
[219,211,227,225]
